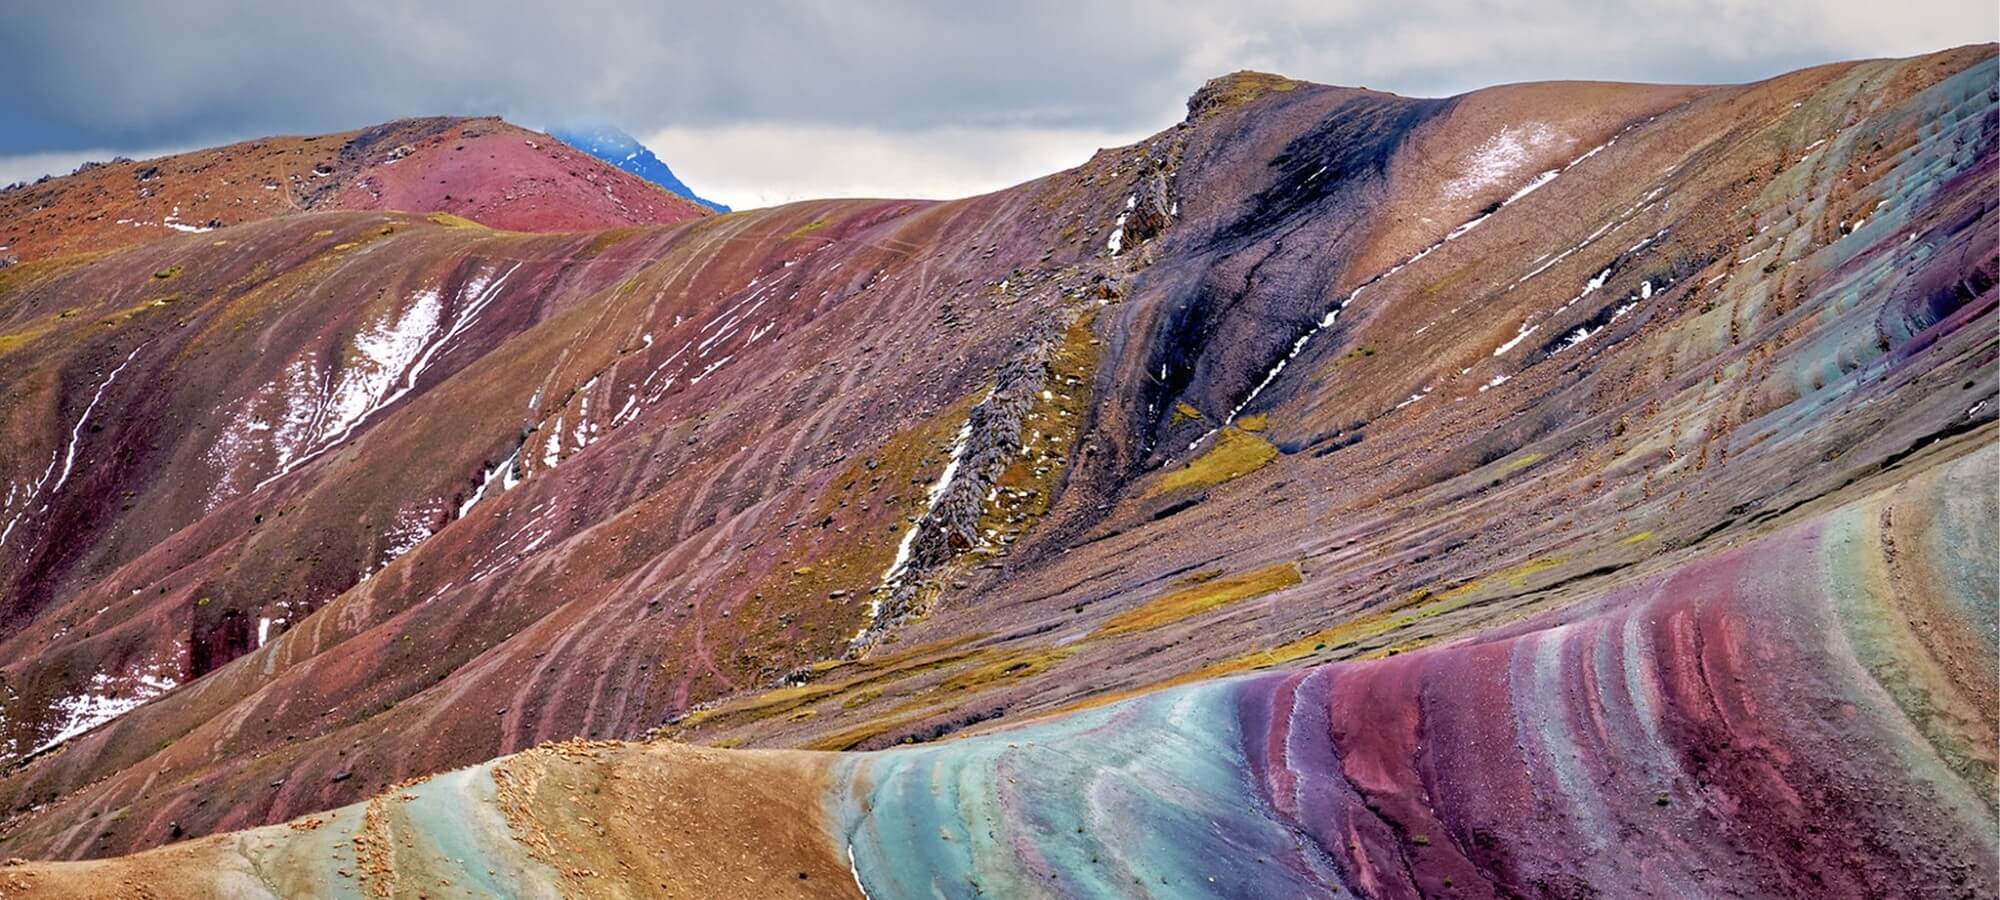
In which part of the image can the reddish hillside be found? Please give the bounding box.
[0,45,1991,896]
[7,449,1990,896]
[0,117,708,262]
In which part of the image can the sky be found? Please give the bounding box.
[3,1,1993,209]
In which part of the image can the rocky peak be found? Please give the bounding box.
[1186,70,1306,120]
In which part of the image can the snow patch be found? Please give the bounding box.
[1443,123,1560,202]
[1493,322,1540,357]
[1106,194,1135,255]
[162,206,215,233]
[859,422,974,642]
[27,668,178,757]
[241,266,518,493]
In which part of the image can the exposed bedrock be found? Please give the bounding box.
[9,446,1992,897]
[0,47,1991,882]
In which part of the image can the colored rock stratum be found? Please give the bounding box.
[0,44,1993,900]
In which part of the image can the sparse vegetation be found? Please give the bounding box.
[425,212,484,228]
[1094,561,1301,637]
[784,218,830,240]
[1188,71,1303,118]
[1151,426,1277,495]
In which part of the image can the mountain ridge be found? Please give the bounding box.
[549,123,731,213]
[0,116,710,263]
[0,44,1991,897]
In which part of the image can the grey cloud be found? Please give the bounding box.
[1,0,1991,157]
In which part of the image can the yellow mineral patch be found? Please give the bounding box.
[671,636,983,733]
[1094,561,1302,637]
[0,323,53,356]
[1150,426,1278,496]
[425,211,486,228]
[784,219,830,240]
[1036,552,1579,722]
[927,646,1076,695]
[1500,556,1562,586]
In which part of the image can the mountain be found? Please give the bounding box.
[550,124,731,212]
[0,117,710,262]
[0,45,1993,898]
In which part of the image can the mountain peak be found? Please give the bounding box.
[1185,70,1311,119]
[549,124,730,212]
[0,116,709,260]
[0,46,1993,897]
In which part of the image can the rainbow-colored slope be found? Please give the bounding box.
[11,444,1990,898]
[830,447,1996,898]
[1,40,1993,898]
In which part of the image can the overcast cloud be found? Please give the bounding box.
[3,1,1992,207]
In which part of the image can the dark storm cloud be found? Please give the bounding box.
[1,0,1990,156]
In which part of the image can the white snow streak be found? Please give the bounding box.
[1442,123,1559,202]
[246,266,518,492]
[26,669,178,757]
[858,421,974,642]
[50,344,144,496]
[1220,130,1622,423]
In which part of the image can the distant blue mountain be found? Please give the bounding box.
[549,124,729,213]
